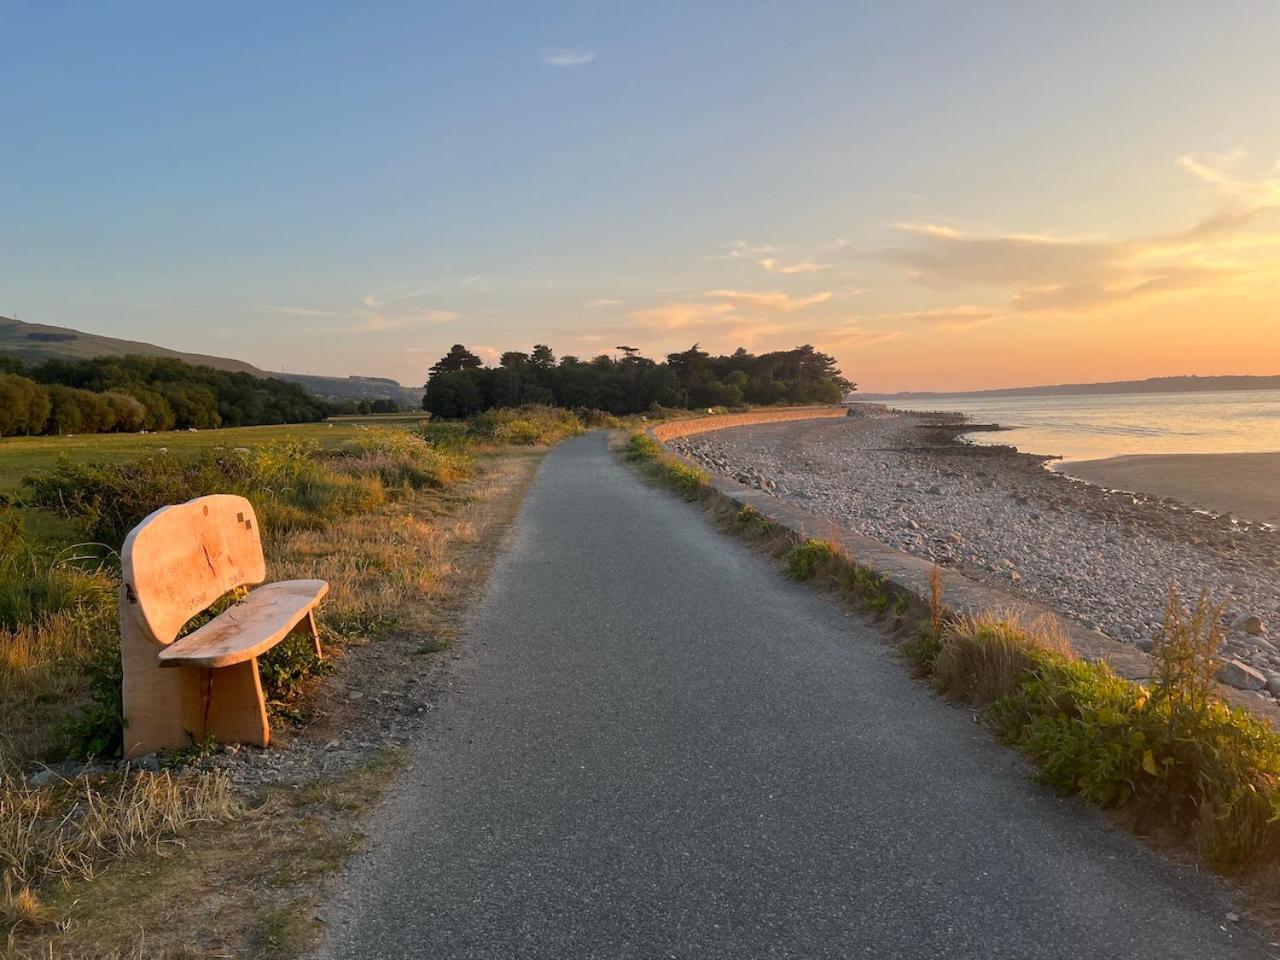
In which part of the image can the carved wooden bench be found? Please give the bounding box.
[119,494,328,759]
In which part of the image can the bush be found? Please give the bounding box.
[329,428,472,492]
[467,405,585,445]
[784,539,839,581]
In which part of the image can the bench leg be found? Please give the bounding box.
[291,608,323,660]
[204,658,270,748]
[121,590,206,760]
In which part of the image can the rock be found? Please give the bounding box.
[135,752,161,772]
[1237,615,1266,637]
[1134,638,1154,653]
[905,518,920,530]
[1216,659,1267,691]
[1267,674,1280,696]
[29,769,54,787]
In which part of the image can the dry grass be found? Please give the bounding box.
[1,769,237,933]
[4,447,546,959]
[931,610,1076,708]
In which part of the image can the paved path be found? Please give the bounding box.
[319,433,1270,959]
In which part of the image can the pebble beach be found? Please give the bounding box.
[668,413,1280,697]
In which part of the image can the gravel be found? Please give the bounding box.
[668,414,1280,688]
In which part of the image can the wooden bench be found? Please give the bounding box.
[119,494,328,759]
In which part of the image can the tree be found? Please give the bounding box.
[529,344,556,369]
[428,345,483,378]
[423,370,486,419]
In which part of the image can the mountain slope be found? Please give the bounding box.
[0,315,262,374]
[0,315,422,405]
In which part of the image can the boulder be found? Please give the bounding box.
[1216,659,1267,691]
[1237,615,1266,637]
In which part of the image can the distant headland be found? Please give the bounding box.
[859,375,1280,401]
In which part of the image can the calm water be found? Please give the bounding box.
[893,389,1280,462]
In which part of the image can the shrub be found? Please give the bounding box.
[784,539,839,581]
[987,588,1280,871]
[467,405,585,445]
[330,428,471,492]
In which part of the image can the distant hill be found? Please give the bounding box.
[274,372,423,407]
[0,314,261,374]
[0,315,421,406]
[860,375,1280,401]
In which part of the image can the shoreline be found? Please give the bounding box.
[933,410,1280,526]
[668,413,1280,698]
[1054,451,1280,527]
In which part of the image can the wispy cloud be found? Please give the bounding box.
[270,306,337,317]
[758,257,830,274]
[880,152,1280,317]
[881,306,1000,331]
[703,289,832,312]
[459,273,493,291]
[540,48,596,67]
[587,298,624,307]
[713,240,779,261]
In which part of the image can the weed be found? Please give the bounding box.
[784,539,839,581]
[625,433,662,462]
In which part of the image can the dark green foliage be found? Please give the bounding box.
[0,354,328,436]
[423,342,850,417]
[58,642,124,759]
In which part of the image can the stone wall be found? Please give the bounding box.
[650,406,848,442]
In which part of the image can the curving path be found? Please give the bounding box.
[317,432,1270,960]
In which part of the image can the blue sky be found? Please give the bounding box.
[3,1,1279,390]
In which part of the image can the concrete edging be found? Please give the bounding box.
[650,406,848,442]
[646,415,1280,727]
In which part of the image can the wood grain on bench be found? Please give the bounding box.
[159,579,329,668]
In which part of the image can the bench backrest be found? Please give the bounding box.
[121,494,267,645]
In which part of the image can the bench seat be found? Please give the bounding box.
[158,579,329,669]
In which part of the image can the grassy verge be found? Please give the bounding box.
[620,428,1280,904]
[1,405,577,956]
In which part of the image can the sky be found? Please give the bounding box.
[2,1,1278,393]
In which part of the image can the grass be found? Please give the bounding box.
[1,407,556,956]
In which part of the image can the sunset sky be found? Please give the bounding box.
[3,2,1278,392]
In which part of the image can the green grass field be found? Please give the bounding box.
[0,413,430,494]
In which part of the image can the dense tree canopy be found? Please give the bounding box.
[422,343,852,419]
[0,354,329,436]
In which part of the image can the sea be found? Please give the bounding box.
[884,389,1280,463]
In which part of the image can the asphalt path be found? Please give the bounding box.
[318,432,1270,959]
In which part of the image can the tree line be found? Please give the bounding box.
[0,355,329,436]
[422,343,852,419]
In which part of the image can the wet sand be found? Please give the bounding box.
[1058,452,1280,525]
